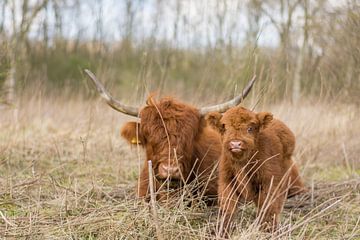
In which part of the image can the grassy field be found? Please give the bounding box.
[0,95,359,239]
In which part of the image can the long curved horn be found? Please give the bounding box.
[84,69,140,117]
[199,75,256,115]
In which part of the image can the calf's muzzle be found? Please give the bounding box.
[229,140,245,153]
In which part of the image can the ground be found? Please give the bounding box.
[0,97,359,239]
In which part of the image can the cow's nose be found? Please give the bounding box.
[158,163,181,179]
[229,140,244,152]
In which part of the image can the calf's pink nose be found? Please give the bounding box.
[229,140,242,149]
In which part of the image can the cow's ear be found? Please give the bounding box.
[205,112,224,133]
[256,112,273,129]
[121,122,145,145]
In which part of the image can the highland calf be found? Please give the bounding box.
[85,70,256,202]
[206,106,307,236]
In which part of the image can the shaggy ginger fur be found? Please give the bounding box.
[121,96,221,202]
[206,106,307,236]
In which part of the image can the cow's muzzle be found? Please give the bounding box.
[158,162,182,180]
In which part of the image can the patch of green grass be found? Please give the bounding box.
[310,166,359,181]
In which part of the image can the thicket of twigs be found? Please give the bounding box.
[0,0,360,104]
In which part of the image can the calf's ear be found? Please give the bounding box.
[121,122,145,145]
[257,112,273,129]
[205,112,224,133]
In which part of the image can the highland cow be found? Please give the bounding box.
[120,96,221,201]
[84,69,256,202]
[206,106,307,235]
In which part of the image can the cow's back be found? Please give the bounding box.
[265,119,306,197]
[265,119,295,158]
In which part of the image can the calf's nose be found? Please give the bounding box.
[230,140,242,148]
[158,163,181,179]
[229,140,244,152]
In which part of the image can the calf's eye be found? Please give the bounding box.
[247,127,253,133]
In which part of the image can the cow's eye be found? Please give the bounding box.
[220,124,226,133]
[247,127,253,133]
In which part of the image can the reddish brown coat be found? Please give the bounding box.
[121,96,221,201]
[206,106,307,235]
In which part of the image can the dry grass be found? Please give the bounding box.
[0,95,359,239]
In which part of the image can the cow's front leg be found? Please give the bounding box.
[255,182,286,232]
[217,178,240,238]
[137,166,150,199]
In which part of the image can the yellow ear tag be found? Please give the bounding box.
[131,137,141,144]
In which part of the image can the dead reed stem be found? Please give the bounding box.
[148,160,163,240]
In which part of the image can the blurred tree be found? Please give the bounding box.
[260,0,301,97]
[2,0,49,105]
[246,0,262,46]
[292,0,309,103]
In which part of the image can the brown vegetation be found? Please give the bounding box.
[0,97,359,239]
